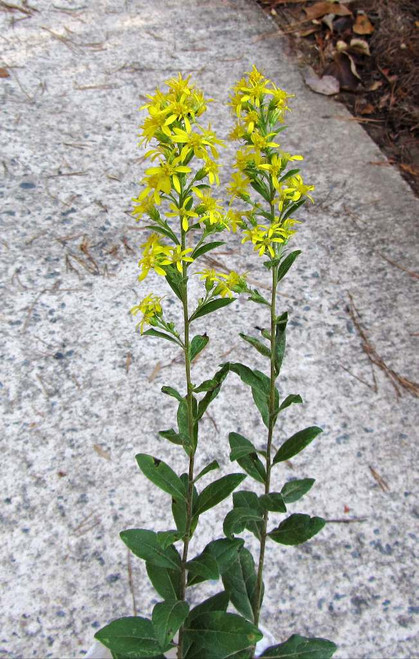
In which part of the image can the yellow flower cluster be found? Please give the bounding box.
[197,269,248,298]
[242,219,300,257]
[228,66,314,259]
[131,294,163,333]
[137,234,194,281]
[133,73,225,226]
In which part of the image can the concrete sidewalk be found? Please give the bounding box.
[1,1,418,658]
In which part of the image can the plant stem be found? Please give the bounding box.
[177,226,196,659]
[253,241,279,629]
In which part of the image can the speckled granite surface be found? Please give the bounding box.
[1,1,418,658]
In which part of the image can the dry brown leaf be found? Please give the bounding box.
[360,103,375,115]
[93,444,111,460]
[0,67,10,78]
[350,38,371,56]
[353,13,374,35]
[324,53,360,90]
[304,2,351,21]
[299,25,321,37]
[304,69,340,95]
[368,80,383,91]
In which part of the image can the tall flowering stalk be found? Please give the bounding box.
[95,69,337,659]
[222,66,335,654]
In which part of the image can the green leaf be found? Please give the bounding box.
[146,563,181,601]
[278,168,300,185]
[268,514,326,545]
[239,333,271,358]
[187,592,229,623]
[95,617,166,658]
[165,265,184,302]
[273,427,322,464]
[195,473,246,516]
[229,433,258,461]
[277,251,301,283]
[223,507,264,538]
[232,490,264,540]
[121,529,181,570]
[273,312,287,377]
[143,223,179,245]
[192,240,225,259]
[187,549,219,583]
[247,288,270,306]
[190,334,209,361]
[196,363,230,419]
[156,530,180,549]
[259,492,287,513]
[281,478,316,504]
[278,394,303,413]
[206,538,245,574]
[136,454,187,500]
[177,398,191,446]
[190,297,235,322]
[161,386,183,402]
[184,611,262,655]
[152,601,189,648]
[194,460,220,483]
[281,198,306,223]
[158,428,184,446]
[142,329,179,345]
[229,433,266,484]
[221,548,259,621]
[227,362,275,427]
[259,634,337,658]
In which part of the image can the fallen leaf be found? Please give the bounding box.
[0,68,10,78]
[350,38,371,56]
[323,52,360,90]
[322,13,336,32]
[299,25,321,37]
[93,444,111,460]
[353,13,374,35]
[304,1,351,21]
[304,69,340,95]
[360,102,375,115]
[344,505,350,513]
[368,80,383,91]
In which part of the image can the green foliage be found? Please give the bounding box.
[281,479,315,504]
[268,514,326,545]
[95,616,170,657]
[97,68,335,659]
[259,634,337,658]
[273,427,323,464]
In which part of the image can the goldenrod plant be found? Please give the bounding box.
[95,68,337,659]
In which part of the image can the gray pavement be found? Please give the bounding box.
[1,1,418,658]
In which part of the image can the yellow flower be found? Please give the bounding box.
[193,188,224,225]
[244,109,259,134]
[229,122,247,140]
[138,234,171,280]
[242,223,288,258]
[140,106,175,143]
[227,171,250,199]
[166,197,198,231]
[131,294,163,334]
[165,72,193,97]
[131,194,156,220]
[250,130,279,151]
[225,209,244,233]
[161,245,194,273]
[144,156,191,196]
[203,158,220,185]
[171,125,210,161]
[285,174,315,202]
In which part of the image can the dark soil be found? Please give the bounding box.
[256,0,419,195]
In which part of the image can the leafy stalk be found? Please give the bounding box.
[177,204,195,659]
